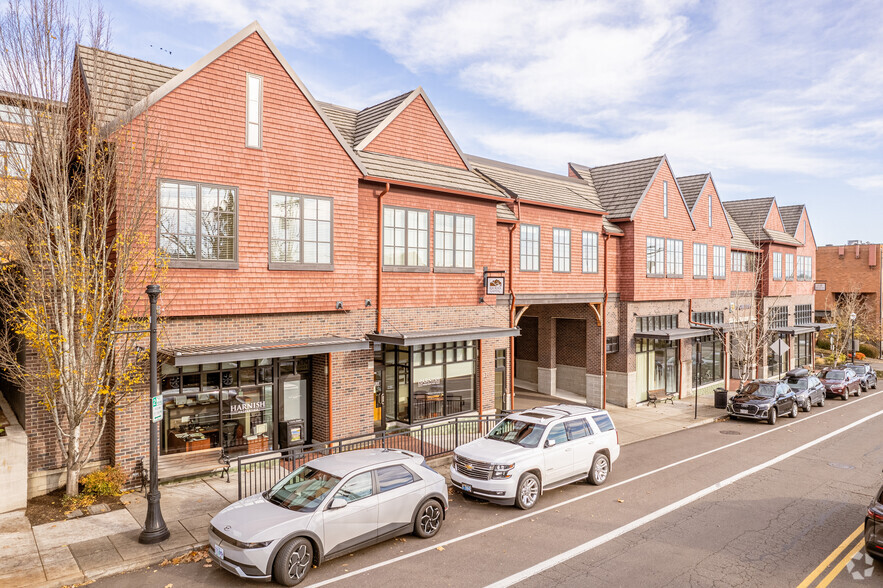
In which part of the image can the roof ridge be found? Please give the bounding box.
[316,100,359,113]
[468,154,588,186]
[359,149,476,172]
[77,44,181,72]
[358,89,415,114]
[583,154,665,171]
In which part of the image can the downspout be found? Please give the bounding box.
[508,198,522,410]
[327,353,333,442]
[602,233,610,409]
[376,183,390,334]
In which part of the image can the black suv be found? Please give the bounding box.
[846,363,878,392]
[727,380,797,425]
[783,368,826,412]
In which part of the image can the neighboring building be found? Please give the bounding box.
[815,242,883,348]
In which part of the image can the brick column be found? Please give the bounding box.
[536,314,556,394]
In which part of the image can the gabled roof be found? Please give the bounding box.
[724,209,760,251]
[496,203,518,222]
[316,101,358,146]
[676,174,709,210]
[81,21,367,175]
[778,204,804,236]
[352,90,412,147]
[469,155,605,214]
[358,151,504,198]
[722,197,803,246]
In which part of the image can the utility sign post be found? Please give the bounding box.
[151,396,162,423]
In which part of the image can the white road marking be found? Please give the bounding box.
[305,391,883,587]
[486,407,883,588]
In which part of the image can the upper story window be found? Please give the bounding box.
[637,314,677,331]
[772,252,782,280]
[434,212,474,270]
[159,180,237,266]
[553,228,571,272]
[663,181,668,218]
[520,224,540,271]
[269,192,332,268]
[246,73,263,148]
[692,310,724,325]
[730,251,756,273]
[0,103,34,125]
[666,238,683,277]
[713,245,726,279]
[693,243,708,278]
[708,195,713,227]
[795,304,812,325]
[770,306,789,328]
[796,255,813,281]
[805,256,812,281]
[582,231,598,273]
[646,236,665,277]
[383,206,428,268]
[785,253,794,281]
[1,141,31,178]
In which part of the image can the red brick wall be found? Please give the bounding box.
[363,95,467,169]
[556,318,587,367]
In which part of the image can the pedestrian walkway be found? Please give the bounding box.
[0,391,727,587]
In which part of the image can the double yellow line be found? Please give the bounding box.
[797,523,866,587]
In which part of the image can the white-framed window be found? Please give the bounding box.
[796,256,804,280]
[647,236,665,276]
[785,253,794,281]
[246,73,263,148]
[383,206,428,267]
[159,180,237,264]
[693,243,708,277]
[520,224,540,271]
[666,238,683,277]
[553,228,571,272]
[713,245,726,279]
[773,252,782,280]
[663,181,668,218]
[269,193,332,267]
[806,256,812,280]
[1,141,31,178]
[582,231,598,273]
[434,212,474,270]
[708,195,713,227]
[0,103,34,125]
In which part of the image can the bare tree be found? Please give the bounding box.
[0,0,163,496]
[825,286,871,366]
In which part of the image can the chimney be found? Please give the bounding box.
[871,245,878,268]
[838,246,845,258]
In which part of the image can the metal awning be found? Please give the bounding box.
[635,328,712,341]
[691,322,735,333]
[808,322,836,332]
[367,326,520,346]
[162,336,371,367]
[772,325,816,335]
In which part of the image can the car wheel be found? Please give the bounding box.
[818,395,825,407]
[856,386,862,397]
[767,408,777,425]
[841,392,849,401]
[515,473,540,510]
[589,453,610,486]
[802,399,811,413]
[789,402,798,418]
[414,499,443,539]
[273,537,313,587]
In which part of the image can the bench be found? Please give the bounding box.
[647,392,676,407]
[138,449,230,489]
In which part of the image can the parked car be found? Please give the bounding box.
[845,363,878,391]
[727,380,797,424]
[866,470,883,562]
[450,404,620,510]
[783,368,826,412]
[208,449,448,586]
[818,367,861,400]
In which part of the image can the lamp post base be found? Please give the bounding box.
[138,490,170,544]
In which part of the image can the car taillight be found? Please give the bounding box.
[870,508,883,522]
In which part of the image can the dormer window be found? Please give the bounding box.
[663,181,668,218]
[246,73,263,148]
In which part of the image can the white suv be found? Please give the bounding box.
[451,405,620,509]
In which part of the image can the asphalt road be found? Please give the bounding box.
[92,391,883,588]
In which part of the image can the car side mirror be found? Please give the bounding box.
[329,497,348,510]
[545,439,556,448]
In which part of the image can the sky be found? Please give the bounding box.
[102,0,883,246]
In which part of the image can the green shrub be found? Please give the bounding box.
[859,343,879,359]
[816,338,831,350]
[81,466,126,497]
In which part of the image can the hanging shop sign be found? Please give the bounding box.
[486,276,505,295]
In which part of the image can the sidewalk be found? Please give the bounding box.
[0,391,726,587]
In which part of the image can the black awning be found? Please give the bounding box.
[691,322,734,333]
[635,327,712,341]
[773,325,816,335]
[367,326,520,346]
[163,336,370,367]
[808,322,836,332]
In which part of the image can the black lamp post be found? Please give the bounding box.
[850,312,857,361]
[139,284,169,544]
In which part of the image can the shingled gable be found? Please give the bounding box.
[677,173,735,239]
[569,155,696,229]
[355,87,471,170]
[89,21,367,176]
[779,204,816,246]
[722,197,803,246]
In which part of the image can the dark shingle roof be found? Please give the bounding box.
[569,156,664,219]
[468,155,604,213]
[77,46,180,125]
[676,174,709,209]
[778,205,804,236]
[724,209,760,251]
[317,102,357,146]
[352,90,413,147]
[358,151,504,197]
[722,197,802,246]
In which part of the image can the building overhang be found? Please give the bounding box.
[368,326,520,347]
[635,328,712,341]
[808,322,836,332]
[691,323,735,333]
[162,336,370,367]
[772,325,816,335]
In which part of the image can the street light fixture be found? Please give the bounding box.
[850,312,857,362]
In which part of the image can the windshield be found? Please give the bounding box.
[487,418,547,448]
[741,382,778,398]
[266,466,341,512]
[820,370,845,381]
[851,366,868,374]
[786,378,808,390]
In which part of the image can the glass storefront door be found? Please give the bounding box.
[222,385,273,455]
[637,338,679,402]
[494,349,507,412]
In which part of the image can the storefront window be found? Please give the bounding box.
[692,335,724,386]
[795,333,812,367]
[636,338,677,402]
[767,333,790,376]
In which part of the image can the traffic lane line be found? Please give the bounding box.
[796,524,864,588]
[816,538,866,588]
[301,392,883,587]
[483,408,883,588]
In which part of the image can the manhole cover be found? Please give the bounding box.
[828,462,855,470]
[720,430,741,435]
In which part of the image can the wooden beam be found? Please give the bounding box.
[514,305,531,326]
[589,302,603,326]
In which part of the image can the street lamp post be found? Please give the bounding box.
[139,285,169,544]
[850,312,857,362]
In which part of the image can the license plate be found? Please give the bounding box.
[739,409,748,414]
[461,483,472,493]
[214,544,224,560]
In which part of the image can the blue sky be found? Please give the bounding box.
[106,0,883,246]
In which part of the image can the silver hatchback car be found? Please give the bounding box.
[208,448,448,586]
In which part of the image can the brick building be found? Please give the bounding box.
[815,242,883,347]
[3,21,823,496]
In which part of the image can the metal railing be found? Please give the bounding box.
[233,413,504,499]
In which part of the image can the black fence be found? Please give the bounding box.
[233,413,504,499]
